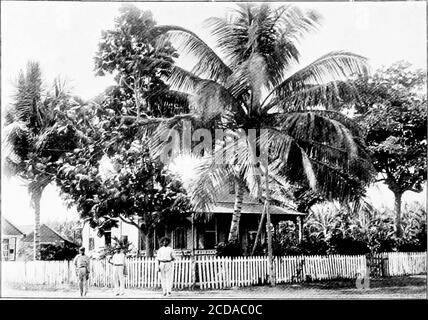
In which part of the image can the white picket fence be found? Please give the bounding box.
[197,255,368,289]
[373,252,427,276]
[1,257,193,289]
[91,257,193,288]
[2,252,425,290]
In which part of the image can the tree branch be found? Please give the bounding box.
[119,215,140,229]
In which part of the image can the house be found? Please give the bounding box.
[2,219,78,261]
[19,224,78,260]
[81,192,306,257]
[1,218,26,261]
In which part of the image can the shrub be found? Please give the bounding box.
[40,244,79,260]
[216,240,243,257]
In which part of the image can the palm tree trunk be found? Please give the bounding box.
[31,189,42,261]
[228,179,244,242]
[264,169,275,286]
[394,191,403,237]
[251,203,266,255]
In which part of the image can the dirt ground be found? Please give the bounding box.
[2,275,426,299]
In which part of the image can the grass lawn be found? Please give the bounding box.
[2,275,426,299]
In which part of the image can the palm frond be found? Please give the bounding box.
[154,25,232,83]
[147,113,203,159]
[166,66,206,93]
[262,120,374,203]
[189,155,237,218]
[227,52,267,108]
[276,111,365,162]
[268,80,359,112]
[2,121,32,162]
[265,51,370,109]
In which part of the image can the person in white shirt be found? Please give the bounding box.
[108,247,127,296]
[156,237,176,296]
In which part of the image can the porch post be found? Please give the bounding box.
[297,216,302,243]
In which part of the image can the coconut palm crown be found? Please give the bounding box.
[3,62,87,259]
[141,4,375,242]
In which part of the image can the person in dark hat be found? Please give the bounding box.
[155,236,176,296]
[73,247,90,297]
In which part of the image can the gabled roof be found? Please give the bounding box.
[1,218,25,236]
[21,224,76,245]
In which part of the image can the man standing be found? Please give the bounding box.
[156,237,176,296]
[108,247,127,296]
[73,247,90,297]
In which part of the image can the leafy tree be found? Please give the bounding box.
[142,4,374,283]
[94,4,189,119]
[3,62,86,260]
[349,61,427,236]
[55,6,196,257]
[56,126,191,257]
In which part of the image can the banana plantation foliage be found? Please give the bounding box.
[267,202,427,256]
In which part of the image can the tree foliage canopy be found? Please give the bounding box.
[351,61,427,196]
[94,4,189,118]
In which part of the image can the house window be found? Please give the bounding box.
[173,227,187,249]
[73,229,82,246]
[89,237,95,251]
[8,238,16,261]
[104,230,111,247]
[204,231,216,249]
[248,231,258,247]
[120,235,128,245]
[198,219,217,249]
[2,238,16,261]
[2,239,9,261]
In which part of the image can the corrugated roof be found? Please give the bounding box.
[199,190,305,216]
[22,224,75,244]
[209,201,305,216]
[1,218,25,236]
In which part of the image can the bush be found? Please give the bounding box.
[216,241,243,257]
[40,244,79,260]
[300,233,329,255]
[270,202,427,256]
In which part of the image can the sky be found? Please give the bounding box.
[1,1,427,225]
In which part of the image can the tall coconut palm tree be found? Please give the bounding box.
[3,63,86,260]
[146,3,374,237]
